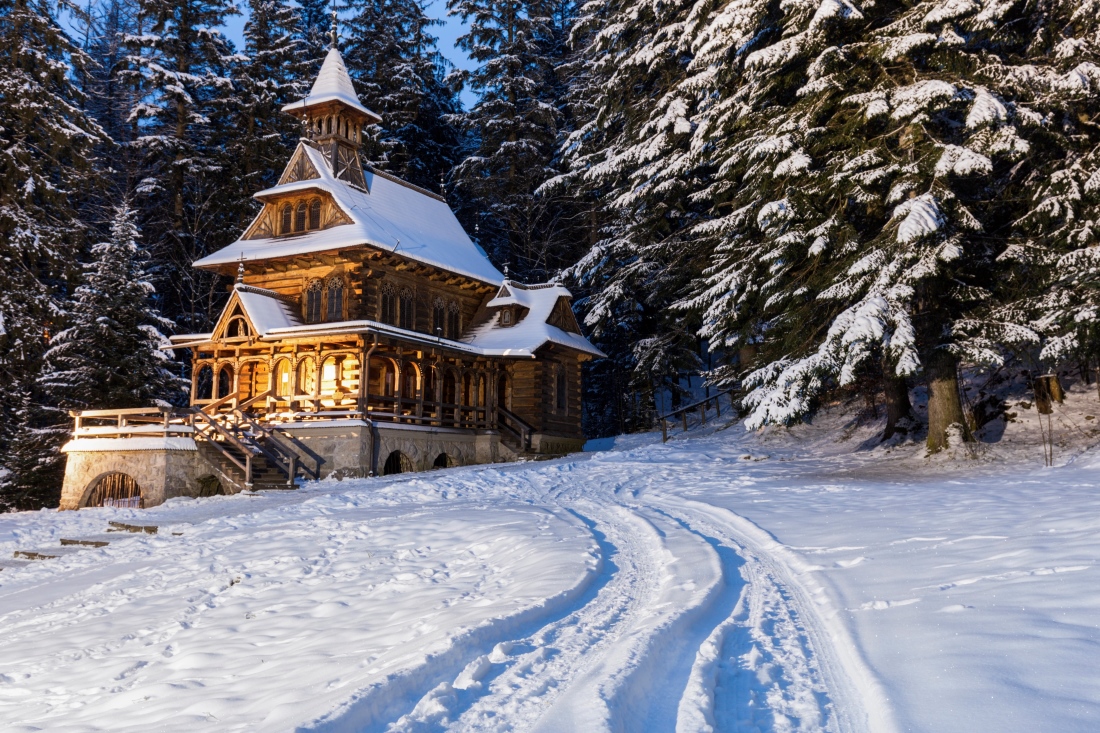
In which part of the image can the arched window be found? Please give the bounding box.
[305,279,323,323]
[382,360,396,397]
[399,287,415,330]
[309,198,321,230]
[295,202,306,232]
[326,277,344,321]
[326,116,333,134]
[297,358,317,396]
[321,356,342,393]
[401,363,418,401]
[275,359,293,398]
[216,365,233,399]
[380,282,397,325]
[432,297,446,336]
[196,365,214,401]
[448,301,460,339]
[281,204,292,234]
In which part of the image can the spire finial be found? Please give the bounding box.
[330,3,338,49]
[237,255,245,284]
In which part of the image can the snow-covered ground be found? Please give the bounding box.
[2,384,1100,732]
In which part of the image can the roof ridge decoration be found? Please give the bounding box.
[235,282,298,306]
[366,166,446,203]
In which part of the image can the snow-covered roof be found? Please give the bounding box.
[281,47,381,123]
[234,284,302,333]
[194,144,505,287]
[466,280,606,358]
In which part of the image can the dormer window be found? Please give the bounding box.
[501,308,513,326]
[277,197,329,236]
[295,202,307,232]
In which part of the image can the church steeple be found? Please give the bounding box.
[281,35,380,189]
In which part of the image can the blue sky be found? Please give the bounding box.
[222,1,477,107]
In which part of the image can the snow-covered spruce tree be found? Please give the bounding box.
[1005,1,1100,377]
[297,0,335,65]
[224,0,308,224]
[552,0,717,415]
[123,0,240,333]
[342,0,463,190]
[40,203,182,412]
[682,0,1086,449]
[447,0,563,276]
[0,0,108,509]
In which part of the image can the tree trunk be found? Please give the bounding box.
[926,349,969,452]
[882,361,913,441]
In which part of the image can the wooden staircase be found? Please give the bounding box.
[192,393,321,493]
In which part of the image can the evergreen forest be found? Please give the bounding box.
[1,0,1099,509]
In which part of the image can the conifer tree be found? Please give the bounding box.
[447,0,561,275]
[0,0,108,509]
[297,0,335,63]
[681,0,1097,449]
[553,0,709,414]
[123,0,240,333]
[342,0,462,190]
[225,0,309,226]
[40,203,182,411]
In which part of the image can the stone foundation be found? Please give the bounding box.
[278,420,502,477]
[59,438,214,510]
[58,420,583,510]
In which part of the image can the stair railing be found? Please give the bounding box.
[191,410,254,487]
[497,407,533,452]
[231,410,302,487]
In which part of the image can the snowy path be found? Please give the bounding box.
[3,420,1099,731]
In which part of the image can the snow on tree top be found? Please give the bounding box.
[282,47,381,123]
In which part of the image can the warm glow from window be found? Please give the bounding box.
[322,364,337,382]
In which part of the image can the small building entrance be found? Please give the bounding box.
[84,472,143,508]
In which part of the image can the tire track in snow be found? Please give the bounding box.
[652,496,899,733]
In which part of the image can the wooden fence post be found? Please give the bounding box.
[700,402,706,426]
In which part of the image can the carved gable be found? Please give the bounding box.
[546,297,582,334]
[279,146,321,185]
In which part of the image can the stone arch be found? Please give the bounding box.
[81,471,143,509]
[433,453,455,469]
[196,475,225,497]
[383,450,413,475]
